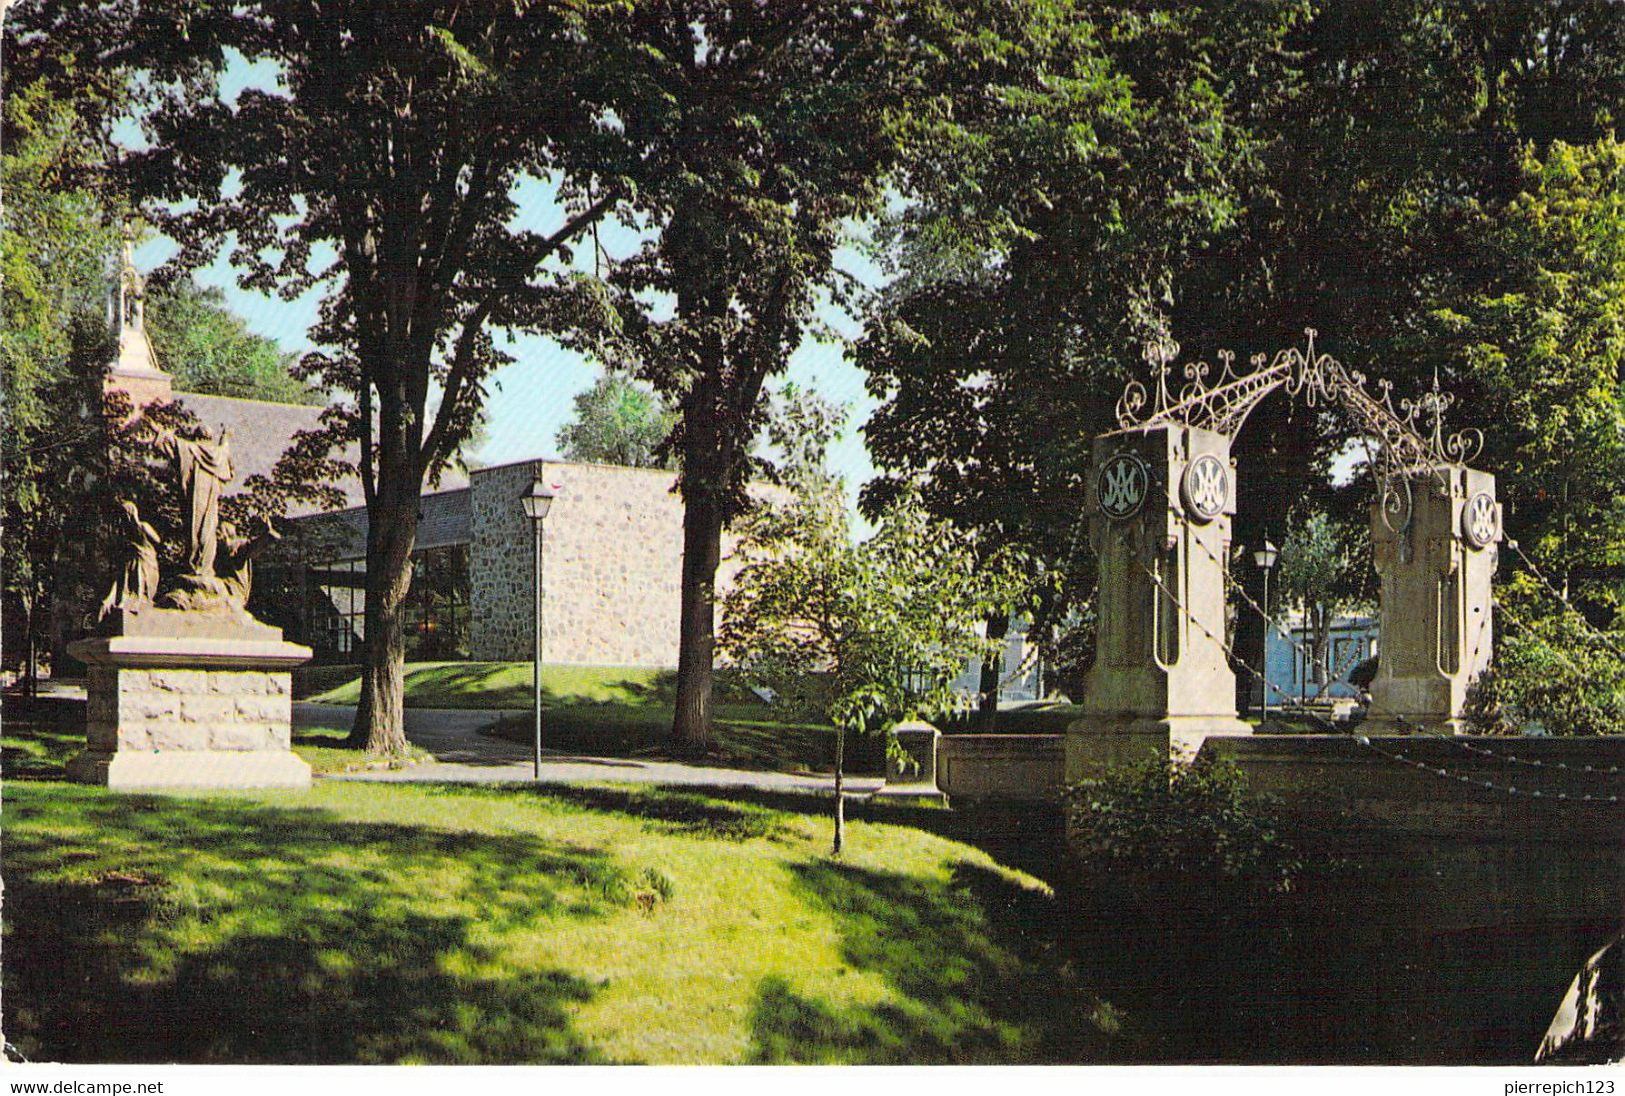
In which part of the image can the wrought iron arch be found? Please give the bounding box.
[1108,329,1483,532]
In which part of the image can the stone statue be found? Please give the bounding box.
[154,424,234,578]
[97,499,161,621]
[217,517,281,613]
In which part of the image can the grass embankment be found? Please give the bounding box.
[2,710,1123,1065]
[306,662,881,774]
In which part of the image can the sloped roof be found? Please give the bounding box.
[307,486,472,561]
[172,391,470,518]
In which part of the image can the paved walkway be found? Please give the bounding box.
[293,703,883,796]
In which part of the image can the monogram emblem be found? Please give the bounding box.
[1098,452,1150,520]
[1181,454,1229,523]
[1462,491,1499,549]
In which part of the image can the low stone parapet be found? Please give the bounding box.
[1200,732,1625,1063]
[1200,733,1625,837]
[937,734,1065,804]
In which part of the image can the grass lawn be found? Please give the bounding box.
[306,662,882,774]
[306,662,699,710]
[2,710,1125,1065]
[290,726,436,775]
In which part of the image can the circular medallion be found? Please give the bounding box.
[1097,451,1151,521]
[1462,491,1499,549]
[1180,454,1229,524]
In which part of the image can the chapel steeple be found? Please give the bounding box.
[105,223,173,406]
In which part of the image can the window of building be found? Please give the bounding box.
[403,545,471,661]
[308,559,366,660]
[299,545,470,663]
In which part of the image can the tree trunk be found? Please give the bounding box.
[347,478,418,755]
[672,486,723,751]
[1312,604,1332,698]
[977,611,1009,730]
[831,722,846,857]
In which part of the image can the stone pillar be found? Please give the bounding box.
[878,720,943,798]
[1367,465,1500,734]
[67,609,313,790]
[874,720,947,804]
[1066,425,1251,780]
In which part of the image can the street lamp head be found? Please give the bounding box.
[519,479,555,523]
[1253,539,1278,571]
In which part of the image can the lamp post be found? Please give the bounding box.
[1253,538,1278,721]
[520,479,555,778]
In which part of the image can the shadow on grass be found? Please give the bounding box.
[1,697,87,782]
[569,782,1070,888]
[485,710,884,775]
[748,858,1125,1063]
[306,663,763,711]
[419,781,797,843]
[2,786,625,1064]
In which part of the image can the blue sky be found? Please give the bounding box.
[132,53,887,521]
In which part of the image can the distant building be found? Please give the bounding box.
[264,458,759,667]
[947,618,1044,704]
[1261,611,1378,705]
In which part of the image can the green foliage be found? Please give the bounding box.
[1417,138,1625,621]
[597,0,1014,746]
[24,0,639,750]
[722,478,1022,739]
[858,1,1307,659]
[0,77,122,672]
[146,277,320,405]
[1064,756,1302,906]
[554,374,676,469]
[1276,508,1370,693]
[1173,1,1625,591]
[604,0,943,517]
[1466,583,1625,737]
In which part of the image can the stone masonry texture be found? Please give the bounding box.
[86,664,293,754]
[469,460,756,665]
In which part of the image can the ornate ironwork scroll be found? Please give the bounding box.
[1111,330,1485,532]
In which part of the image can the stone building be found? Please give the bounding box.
[268,457,756,667]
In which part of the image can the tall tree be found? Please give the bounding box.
[0,77,122,685]
[17,0,632,752]
[555,374,677,469]
[603,0,943,751]
[858,0,1303,705]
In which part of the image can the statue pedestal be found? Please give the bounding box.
[67,609,313,791]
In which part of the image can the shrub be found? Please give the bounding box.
[1469,607,1625,736]
[1064,755,1302,913]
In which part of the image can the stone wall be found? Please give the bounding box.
[938,734,1067,803]
[469,460,755,666]
[931,730,1625,1061]
[1203,734,1625,1062]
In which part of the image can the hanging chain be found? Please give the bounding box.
[1129,489,1621,801]
[1142,559,1618,802]
[1505,538,1625,657]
